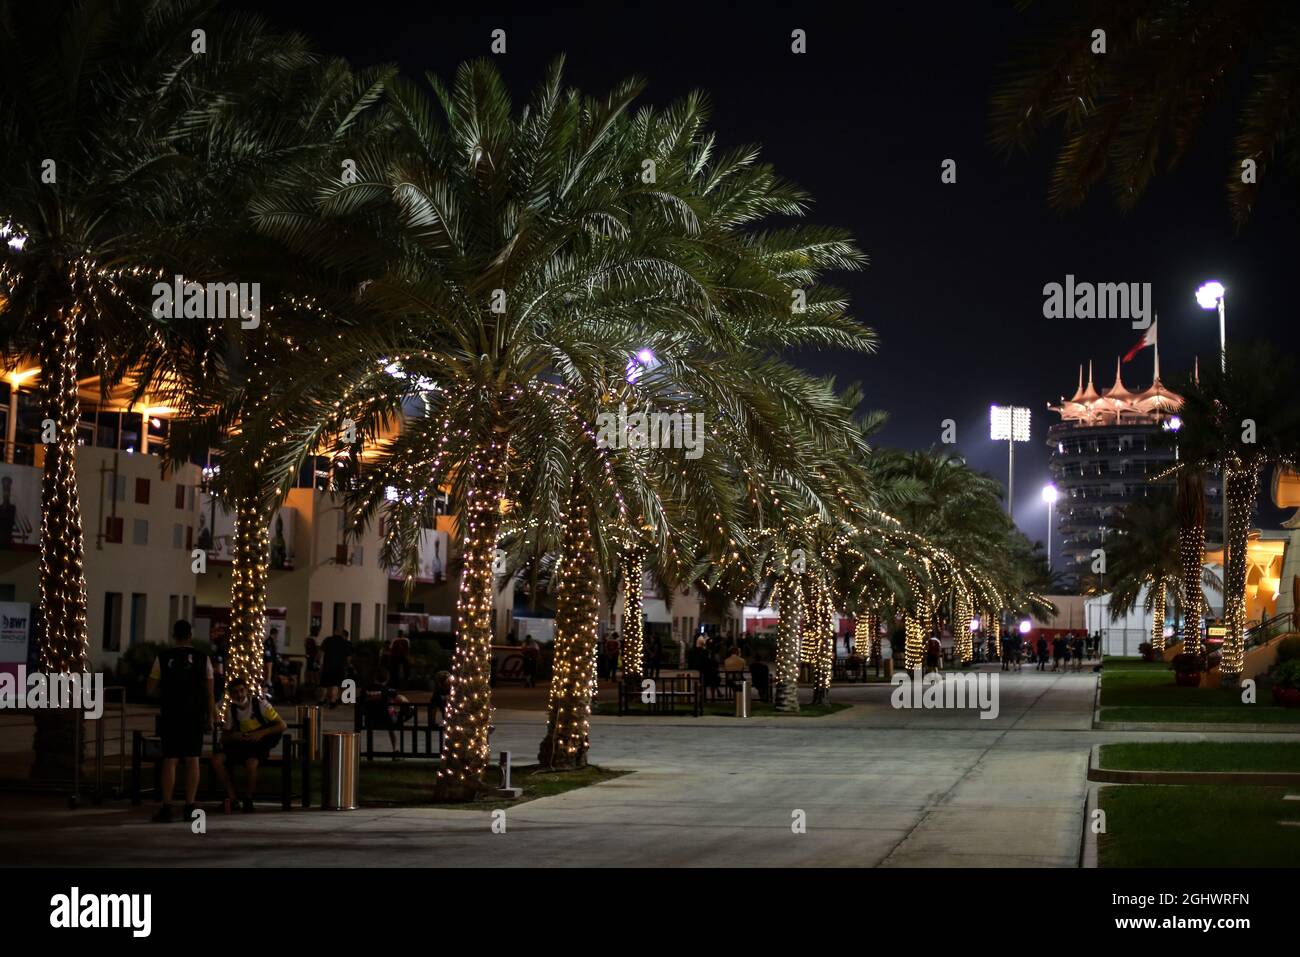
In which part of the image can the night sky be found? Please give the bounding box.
[241,1,1298,551]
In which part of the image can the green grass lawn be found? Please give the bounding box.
[1098,661,1300,724]
[593,699,850,718]
[1099,742,1300,772]
[191,759,628,811]
[1099,784,1300,867]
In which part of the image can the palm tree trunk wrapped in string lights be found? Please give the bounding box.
[436,439,509,799]
[31,307,89,780]
[811,578,834,704]
[35,307,89,675]
[620,548,645,678]
[1220,467,1257,681]
[1149,578,1168,655]
[539,481,600,769]
[226,496,271,710]
[773,574,804,713]
[954,589,973,664]
[1176,471,1207,656]
[903,569,927,670]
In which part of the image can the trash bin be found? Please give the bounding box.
[321,731,360,810]
[735,680,750,718]
[296,705,323,762]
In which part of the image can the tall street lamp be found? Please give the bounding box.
[1195,281,1229,594]
[991,405,1031,519]
[1041,483,1058,572]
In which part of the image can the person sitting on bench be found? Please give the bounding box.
[212,677,286,813]
[366,669,412,758]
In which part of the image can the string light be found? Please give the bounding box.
[539,480,600,768]
[1149,578,1167,656]
[621,548,645,677]
[435,438,507,799]
[35,307,89,674]
[774,573,803,713]
[223,495,269,716]
[1219,466,1258,679]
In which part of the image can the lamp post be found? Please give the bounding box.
[1041,483,1058,572]
[991,405,1031,519]
[1195,281,1229,593]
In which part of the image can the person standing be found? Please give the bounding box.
[319,629,354,708]
[521,636,540,688]
[389,629,411,688]
[147,620,214,823]
[1035,636,1048,671]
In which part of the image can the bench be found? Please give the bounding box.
[354,691,443,761]
[709,669,776,702]
[130,720,296,811]
[832,657,870,682]
[617,674,702,716]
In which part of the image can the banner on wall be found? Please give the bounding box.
[0,601,32,680]
[197,494,297,569]
[0,464,40,550]
[385,528,449,582]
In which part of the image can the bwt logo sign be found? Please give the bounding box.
[152,275,260,329]
[1,613,27,631]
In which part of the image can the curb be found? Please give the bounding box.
[1086,743,1300,786]
[1092,719,1300,733]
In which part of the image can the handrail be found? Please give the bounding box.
[1244,613,1293,650]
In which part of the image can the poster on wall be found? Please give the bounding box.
[385,528,449,582]
[0,601,32,680]
[197,493,296,569]
[0,465,40,550]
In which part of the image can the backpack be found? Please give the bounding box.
[158,647,207,717]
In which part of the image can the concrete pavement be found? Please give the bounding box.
[2,667,1293,866]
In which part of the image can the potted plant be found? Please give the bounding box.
[1271,660,1300,708]
[1170,652,1205,687]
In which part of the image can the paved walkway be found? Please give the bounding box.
[1,667,1292,866]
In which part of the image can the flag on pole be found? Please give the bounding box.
[1123,316,1157,362]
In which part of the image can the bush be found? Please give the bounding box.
[1275,635,1300,665]
[1138,642,1155,662]
[1171,653,1204,673]
[1274,660,1300,690]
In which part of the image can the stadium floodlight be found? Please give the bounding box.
[991,405,1031,517]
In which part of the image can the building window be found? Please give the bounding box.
[175,484,186,509]
[350,603,362,641]
[168,595,179,633]
[129,593,147,646]
[134,477,150,504]
[173,523,184,549]
[102,592,123,651]
[332,603,346,635]
[132,518,148,546]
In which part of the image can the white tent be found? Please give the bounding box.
[1085,564,1223,657]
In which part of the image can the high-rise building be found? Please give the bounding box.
[1046,350,1222,582]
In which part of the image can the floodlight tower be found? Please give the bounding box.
[991,405,1031,519]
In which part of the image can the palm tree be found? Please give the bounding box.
[1177,470,1208,655]
[0,0,315,775]
[1104,492,1180,655]
[0,0,294,674]
[990,0,1300,225]
[258,61,872,796]
[1172,344,1300,678]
